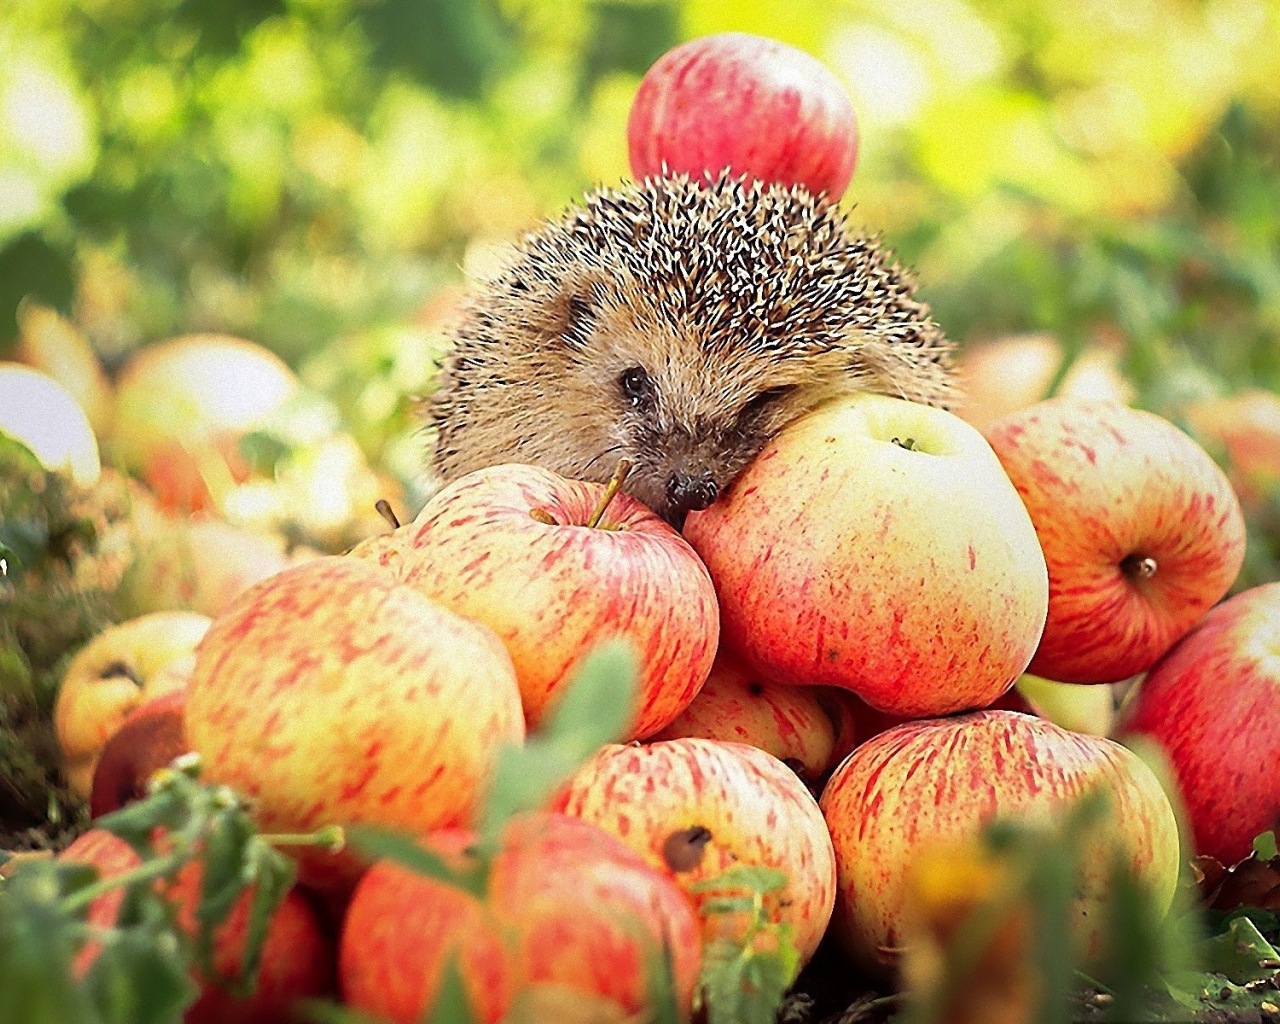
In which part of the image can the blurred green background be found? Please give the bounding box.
[3,0,1280,570]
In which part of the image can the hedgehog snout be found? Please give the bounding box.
[666,471,718,514]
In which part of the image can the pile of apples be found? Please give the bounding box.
[21,29,1280,1024]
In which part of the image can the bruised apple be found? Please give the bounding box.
[552,737,836,965]
[54,611,210,797]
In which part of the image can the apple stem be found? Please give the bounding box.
[1121,554,1158,580]
[375,499,401,530]
[586,458,634,529]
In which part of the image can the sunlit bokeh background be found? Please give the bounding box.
[3,0,1280,574]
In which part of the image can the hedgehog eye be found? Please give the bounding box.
[739,385,797,421]
[619,367,653,407]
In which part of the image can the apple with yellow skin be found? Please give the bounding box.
[341,813,702,1024]
[819,711,1180,979]
[1119,582,1280,864]
[0,362,101,486]
[388,464,719,737]
[60,829,335,1023]
[985,398,1246,684]
[110,335,298,513]
[118,515,293,619]
[955,333,1133,433]
[54,610,211,797]
[183,556,524,892]
[552,737,836,965]
[652,653,836,783]
[1185,389,1280,512]
[684,393,1048,717]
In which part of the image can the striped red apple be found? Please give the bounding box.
[985,398,1246,684]
[552,737,836,965]
[820,711,1181,978]
[685,393,1049,717]
[340,814,702,1023]
[183,556,524,892]
[1119,582,1280,864]
[385,464,719,737]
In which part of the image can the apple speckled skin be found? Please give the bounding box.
[1120,582,1280,864]
[552,737,836,965]
[62,829,335,1024]
[340,814,702,1024]
[820,711,1181,979]
[684,393,1049,717]
[985,397,1246,684]
[652,653,838,780]
[627,32,858,200]
[390,464,719,737]
[184,556,524,889]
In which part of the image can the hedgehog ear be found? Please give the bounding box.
[539,275,607,350]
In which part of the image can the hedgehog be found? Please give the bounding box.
[429,173,955,525]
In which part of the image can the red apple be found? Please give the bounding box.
[628,32,858,199]
[110,335,298,513]
[388,464,719,737]
[341,813,701,1023]
[183,556,524,892]
[552,737,835,965]
[89,689,189,818]
[1118,582,1280,864]
[820,711,1181,978]
[985,398,1246,684]
[60,829,335,1023]
[652,653,836,783]
[684,393,1048,717]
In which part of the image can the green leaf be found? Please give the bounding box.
[689,865,787,897]
[1254,831,1279,861]
[0,864,97,1024]
[83,924,198,1024]
[645,929,683,1024]
[345,826,483,898]
[479,742,579,850]
[194,810,256,978]
[232,840,297,997]
[541,638,639,760]
[95,788,187,858]
[423,952,476,1024]
[1198,916,1280,984]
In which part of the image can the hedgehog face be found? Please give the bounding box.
[553,282,832,524]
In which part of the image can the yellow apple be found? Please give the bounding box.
[54,611,211,796]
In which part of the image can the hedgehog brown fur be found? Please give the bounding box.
[429,172,955,524]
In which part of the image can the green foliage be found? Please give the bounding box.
[0,757,322,1024]
[691,864,802,1024]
